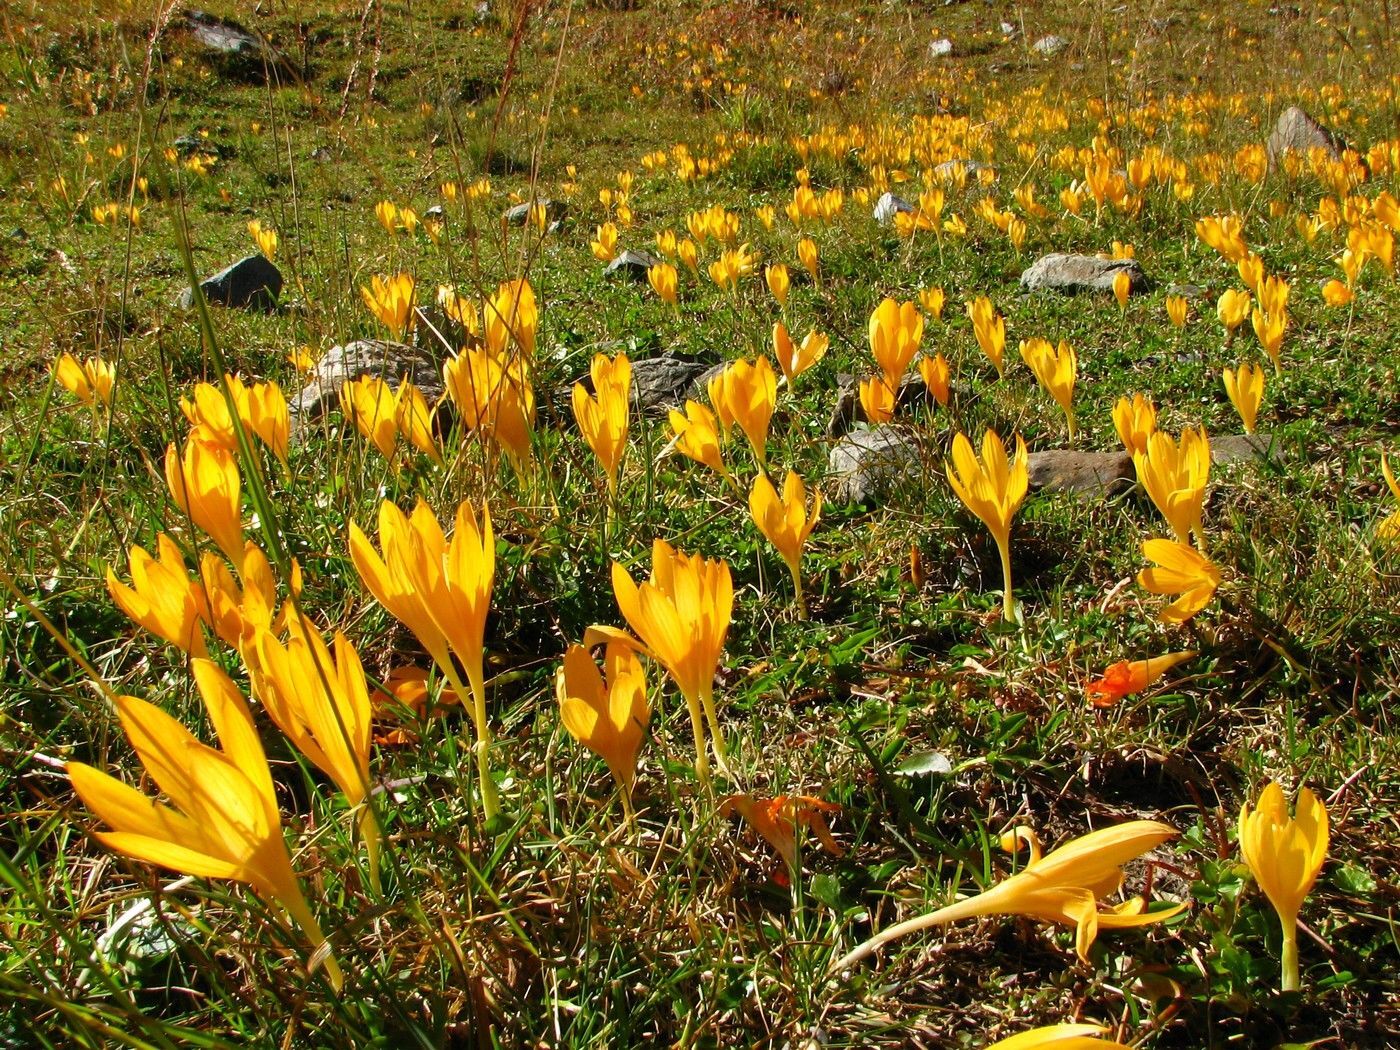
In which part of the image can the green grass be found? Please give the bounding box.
[3,0,1400,1046]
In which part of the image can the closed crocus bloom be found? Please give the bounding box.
[677,238,699,274]
[484,278,538,361]
[765,263,791,307]
[869,298,924,387]
[1222,363,1265,434]
[749,470,821,617]
[797,236,820,285]
[393,382,442,464]
[1113,393,1157,456]
[590,540,734,783]
[859,375,896,424]
[247,218,277,260]
[832,820,1183,972]
[443,348,535,474]
[1138,538,1220,623]
[67,660,342,989]
[647,261,678,306]
[341,376,401,460]
[572,352,631,494]
[556,643,650,816]
[56,353,115,408]
[1166,295,1189,328]
[247,380,290,466]
[1217,288,1252,333]
[1086,650,1195,708]
[918,353,951,406]
[1236,253,1265,295]
[1020,338,1078,440]
[966,295,1006,375]
[946,429,1029,621]
[1239,782,1328,992]
[1133,427,1211,546]
[919,286,946,320]
[1380,454,1400,540]
[1112,270,1131,309]
[590,221,618,262]
[360,273,416,342]
[375,199,398,233]
[165,439,244,568]
[984,1025,1131,1050]
[107,534,211,657]
[1251,307,1287,372]
[668,400,731,483]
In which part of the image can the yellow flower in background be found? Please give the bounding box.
[749,470,821,617]
[765,263,791,308]
[54,353,115,409]
[918,353,950,407]
[648,261,679,306]
[590,221,619,263]
[1236,253,1265,296]
[1195,213,1249,262]
[966,295,1006,375]
[588,540,734,783]
[67,660,342,990]
[918,286,945,321]
[247,219,277,261]
[436,286,481,335]
[797,236,820,286]
[1138,538,1220,623]
[374,199,398,233]
[709,357,777,470]
[983,1025,1131,1050]
[1378,454,1400,540]
[753,204,777,231]
[360,273,416,342]
[1134,427,1211,546]
[677,238,700,275]
[106,534,211,657]
[341,376,402,460]
[393,382,442,464]
[1165,294,1189,328]
[165,438,244,567]
[1222,363,1265,434]
[1020,338,1078,440]
[869,298,924,387]
[946,429,1028,621]
[557,643,651,816]
[1238,782,1329,992]
[668,399,731,482]
[655,229,678,259]
[1321,279,1354,307]
[572,352,632,495]
[1113,393,1157,456]
[859,375,896,424]
[443,348,536,473]
[832,820,1183,971]
[772,323,827,389]
[1251,306,1287,372]
[484,278,538,361]
[1216,288,1252,335]
[1112,270,1131,310]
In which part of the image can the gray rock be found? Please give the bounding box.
[1000,21,1020,38]
[1028,450,1134,497]
[310,146,333,162]
[928,38,954,58]
[177,254,282,312]
[1266,106,1350,168]
[292,340,444,421]
[184,10,286,80]
[424,205,447,222]
[627,354,713,414]
[1165,283,1210,301]
[873,191,916,225]
[689,362,730,402]
[173,133,224,158]
[828,425,927,504]
[1031,34,1068,56]
[503,199,568,226]
[1020,253,1150,296]
[1211,432,1273,465]
[605,249,662,281]
[826,373,941,438]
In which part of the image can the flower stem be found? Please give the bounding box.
[685,693,711,789]
[441,661,500,825]
[278,883,344,993]
[997,537,1015,622]
[1281,920,1299,992]
[699,682,729,777]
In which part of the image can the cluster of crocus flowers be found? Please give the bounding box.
[707,244,758,294]
[708,357,777,472]
[832,820,1184,972]
[67,660,343,989]
[749,471,821,617]
[1020,338,1078,440]
[54,353,115,409]
[340,376,440,465]
[360,273,416,342]
[1133,427,1210,547]
[945,429,1028,621]
[1137,538,1220,624]
[556,643,651,819]
[350,499,500,822]
[1238,782,1328,992]
[182,374,290,468]
[1086,650,1195,708]
[1222,363,1265,434]
[966,295,1006,375]
[772,323,826,389]
[586,540,733,785]
[443,347,535,474]
[572,352,631,496]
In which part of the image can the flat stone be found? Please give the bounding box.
[1032,34,1068,56]
[579,353,711,415]
[1211,432,1273,465]
[873,192,915,225]
[424,205,447,222]
[928,38,954,58]
[1028,450,1134,496]
[503,199,568,226]
[1165,283,1210,301]
[828,425,926,504]
[604,249,662,281]
[291,340,443,421]
[184,10,286,80]
[177,254,282,312]
[1020,253,1150,296]
[1266,106,1349,168]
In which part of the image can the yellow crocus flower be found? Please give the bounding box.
[945,429,1028,621]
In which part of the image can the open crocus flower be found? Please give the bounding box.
[708,358,776,471]
[55,353,116,409]
[831,820,1184,972]
[556,643,650,817]
[945,429,1028,621]
[1238,782,1328,992]
[966,295,1006,376]
[106,534,211,657]
[720,794,842,872]
[360,272,416,342]
[1020,338,1078,440]
[984,1024,1131,1050]
[201,541,300,647]
[668,399,731,484]
[483,278,538,361]
[749,471,821,618]
[1137,538,1220,624]
[67,660,342,990]
[442,347,535,474]
[1087,651,1195,708]
[772,322,827,389]
[647,261,678,306]
[1133,427,1211,547]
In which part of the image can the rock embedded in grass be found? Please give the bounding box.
[1031,34,1069,56]
[502,199,568,226]
[1020,253,1150,296]
[176,254,282,312]
[604,249,662,281]
[827,425,927,504]
[184,10,288,81]
[1027,450,1134,497]
[1266,106,1351,169]
[571,353,711,415]
[873,192,915,225]
[291,340,444,422]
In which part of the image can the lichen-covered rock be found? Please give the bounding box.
[873,192,915,225]
[1020,253,1150,296]
[827,425,926,504]
[291,340,443,421]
